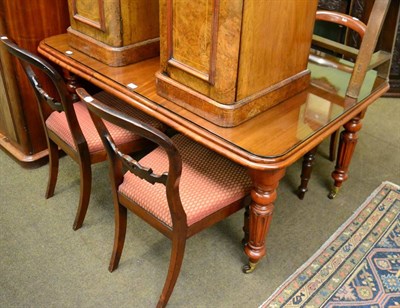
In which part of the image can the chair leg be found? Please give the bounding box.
[157,236,187,308]
[72,161,92,230]
[45,139,59,199]
[297,146,318,200]
[109,203,127,272]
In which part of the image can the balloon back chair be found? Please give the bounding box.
[78,87,252,307]
[0,36,164,230]
[297,0,392,199]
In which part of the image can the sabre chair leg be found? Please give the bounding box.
[109,203,127,272]
[157,237,187,308]
[73,161,92,230]
[45,139,59,199]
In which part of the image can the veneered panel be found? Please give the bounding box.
[237,0,318,100]
[160,0,243,104]
[68,0,122,46]
[74,0,103,29]
[171,0,214,75]
[121,0,159,45]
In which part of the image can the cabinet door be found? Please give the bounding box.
[159,0,243,104]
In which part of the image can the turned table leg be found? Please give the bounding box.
[328,112,363,199]
[62,68,80,102]
[297,146,318,200]
[243,168,286,273]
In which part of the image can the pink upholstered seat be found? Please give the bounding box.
[0,37,165,231]
[119,134,253,227]
[46,91,163,154]
[83,89,253,307]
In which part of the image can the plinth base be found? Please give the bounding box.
[67,27,160,67]
[156,70,311,127]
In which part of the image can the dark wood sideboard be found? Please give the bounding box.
[0,0,70,167]
[318,0,400,97]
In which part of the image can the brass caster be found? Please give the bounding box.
[328,186,340,199]
[242,261,257,274]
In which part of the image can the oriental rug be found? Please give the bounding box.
[261,181,400,308]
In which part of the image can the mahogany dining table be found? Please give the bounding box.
[38,33,389,272]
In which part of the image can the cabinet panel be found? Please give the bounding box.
[157,0,318,127]
[160,0,243,104]
[171,0,215,77]
[67,0,160,66]
[237,0,317,100]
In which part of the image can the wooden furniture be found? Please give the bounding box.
[80,88,252,307]
[317,0,400,97]
[1,37,165,230]
[156,0,319,127]
[0,0,70,167]
[38,29,390,274]
[298,4,393,199]
[67,0,159,66]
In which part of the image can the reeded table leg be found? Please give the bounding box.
[243,168,286,273]
[329,113,363,199]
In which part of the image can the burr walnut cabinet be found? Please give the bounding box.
[67,0,160,66]
[156,0,319,127]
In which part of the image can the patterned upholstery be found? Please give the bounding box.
[45,91,164,153]
[118,134,253,227]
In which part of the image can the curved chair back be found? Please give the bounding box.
[78,87,252,307]
[0,36,87,152]
[80,88,187,230]
[0,37,163,230]
[311,0,391,98]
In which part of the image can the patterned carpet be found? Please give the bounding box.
[261,181,400,307]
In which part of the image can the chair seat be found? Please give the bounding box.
[119,134,253,227]
[45,91,163,153]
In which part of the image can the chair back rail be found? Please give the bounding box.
[0,36,88,151]
[347,0,391,98]
[311,1,391,98]
[77,88,187,228]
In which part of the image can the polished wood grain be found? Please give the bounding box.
[68,0,159,46]
[329,112,364,199]
[38,33,390,270]
[67,0,160,66]
[157,0,318,126]
[39,34,388,166]
[299,2,392,199]
[0,0,70,166]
